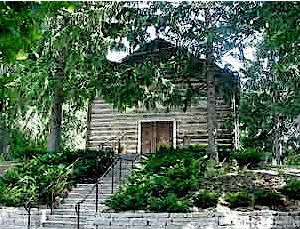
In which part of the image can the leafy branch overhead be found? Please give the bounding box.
[0,1,299,156]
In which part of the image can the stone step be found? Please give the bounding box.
[41,227,86,229]
[104,170,133,175]
[63,197,112,205]
[67,191,117,197]
[67,192,116,197]
[42,220,86,228]
[40,227,80,229]
[43,214,87,224]
[58,202,109,210]
[41,227,89,229]
[69,188,120,195]
[72,185,122,192]
[0,226,35,229]
[75,180,122,186]
[70,185,121,190]
[46,214,87,222]
[40,157,138,228]
[50,208,98,216]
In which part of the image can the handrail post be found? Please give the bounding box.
[111,162,114,194]
[27,202,31,229]
[119,158,122,183]
[50,192,54,215]
[96,156,99,181]
[118,138,120,156]
[118,138,122,182]
[96,181,99,213]
[75,202,80,229]
[24,201,32,229]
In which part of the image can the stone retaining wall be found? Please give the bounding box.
[92,211,300,229]
[0,207,48,228]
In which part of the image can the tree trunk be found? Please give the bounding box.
[0,66,9,158]
[0,113,7,156]
[47,54,64,152]
[85,101,92,149]
[233,93,240,150]
[205,8,218,161]
[274,114,282,165]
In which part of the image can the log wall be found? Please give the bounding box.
[86,95,233,154]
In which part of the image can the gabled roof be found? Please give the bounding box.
[116,38,239,88]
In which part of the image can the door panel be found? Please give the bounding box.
[141,121,173,154]
[156,121,173,147]
[141,122,152,154]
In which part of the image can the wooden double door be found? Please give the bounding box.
[141,121,173,154]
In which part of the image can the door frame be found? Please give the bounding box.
[137,119,176,154]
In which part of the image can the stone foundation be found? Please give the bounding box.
[0,207,48,228]
[92,210,300,229]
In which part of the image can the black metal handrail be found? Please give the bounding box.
[22,156,77,228]
[47,158,79,215]
[74,131,143,229]
[74,133,126,229]
[74,156,119,229]
[118,154,141,175]
[99,132,126,150]
[24,198,33,229]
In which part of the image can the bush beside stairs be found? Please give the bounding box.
[40,155,139,229]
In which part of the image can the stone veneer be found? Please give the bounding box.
[92,210,300,229]
[0,207,49,228]
[1,207,300,229]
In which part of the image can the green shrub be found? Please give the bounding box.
[225,191,253,209]
[106,184,150,211]
[13,146,47,161]
[0,148,114,207]
[218,145,233,162]
[192,190,219,209]
[187,145,207,157]
[7,128,47,161]
[108,145,209,212]
[254,188,284,208]
[142,146,207,175]
[284,148,300,166]
[279,179,300,200]
[148,193,190,212]
[0,161,71,207]
[231,148,265,168]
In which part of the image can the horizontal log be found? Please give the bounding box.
[87,142,138,150]
[93,97,229,104]
[91,107,232,115]
[88,126,232,136]
[88,132,137,139]
[89,112,232,123]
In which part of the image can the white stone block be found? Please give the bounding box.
[112,218,130,226]
[218,216,232,226]
[95,217,112,225]
[129,218,147,226]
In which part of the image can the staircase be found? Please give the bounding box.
[40,154,140,229]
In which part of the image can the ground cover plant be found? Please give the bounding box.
[279,179,300,200]
[0,149,114,207]
[254,188,284,209]
[107,145,300,212]
[230,148,265,168]
[107,145,216,212]
[192,190,219,209]
[225,191,253,209]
